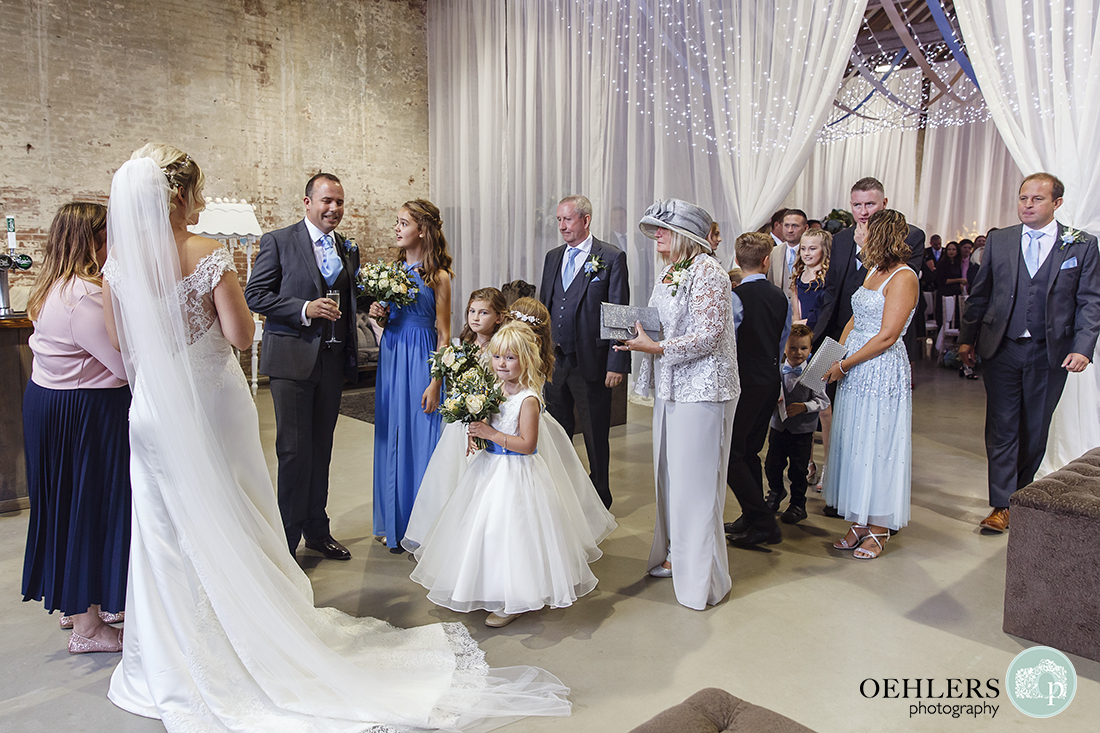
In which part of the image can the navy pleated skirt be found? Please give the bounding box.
[21,380,131,615]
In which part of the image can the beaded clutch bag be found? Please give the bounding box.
[600,302,663,341]
[798,336,847,389]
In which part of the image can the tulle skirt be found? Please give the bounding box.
[21,381,131,615]
[404,415,616,553]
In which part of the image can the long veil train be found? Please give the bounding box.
[103,156,569,731]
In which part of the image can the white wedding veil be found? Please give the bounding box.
[104,156,570,731]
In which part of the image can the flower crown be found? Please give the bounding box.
[511,310,542,325]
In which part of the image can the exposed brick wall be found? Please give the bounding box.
[0,0,429,291]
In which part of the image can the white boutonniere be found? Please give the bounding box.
[1061,227,1086,250]
[583,254,606,275]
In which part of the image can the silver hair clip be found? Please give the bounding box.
[511,311,542,325]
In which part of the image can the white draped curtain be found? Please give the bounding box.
[956,0,1100,474]
[429,0,868,320]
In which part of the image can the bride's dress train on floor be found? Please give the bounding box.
[103,158,569,732]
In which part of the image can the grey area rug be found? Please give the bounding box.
[339,388,375,424]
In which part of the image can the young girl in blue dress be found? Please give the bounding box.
[409,323,615,628]
[369,199,452,552]
[791,228,832,491]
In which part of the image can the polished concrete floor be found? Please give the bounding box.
[1,361,1097,732]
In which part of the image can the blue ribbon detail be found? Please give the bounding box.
[485,441,534,456]
[925,0,979,90]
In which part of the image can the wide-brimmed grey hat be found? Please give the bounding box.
[638,198,714,252]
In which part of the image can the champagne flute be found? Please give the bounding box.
[326,289,341,345]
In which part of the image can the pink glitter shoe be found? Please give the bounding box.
[68,628,124,654]
[59,610,125,629]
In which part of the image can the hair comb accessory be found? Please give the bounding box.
[511,311,542,325]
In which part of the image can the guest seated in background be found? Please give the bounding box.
[21,202,130,655]
[725,233,790,549]
[823,210,919,560]
[960,239,976,292]
[618,199,738,610]
[763,325,830,524]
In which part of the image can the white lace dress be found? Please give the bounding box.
[409,389,612,615]
[104,249,569,732]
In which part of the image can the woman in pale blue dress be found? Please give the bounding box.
[369,200,452,551]
[822,210,920,559]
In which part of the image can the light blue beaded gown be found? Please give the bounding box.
[823,266,917,530]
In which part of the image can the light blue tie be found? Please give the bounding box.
[318,234,342,287]
[562,247,583,289]
[787,245,797,274]
[1025,230,1043,277]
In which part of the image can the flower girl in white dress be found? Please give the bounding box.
[409,323,615,628]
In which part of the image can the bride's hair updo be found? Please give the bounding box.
[130,143,206,219]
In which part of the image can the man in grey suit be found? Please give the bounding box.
[245,173,359,559]
[539,195,629,509]
[959,172,1100,533]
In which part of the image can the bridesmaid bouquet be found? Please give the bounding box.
[438,364,505,450]
[356,260,419,307]
[429,341,483,382]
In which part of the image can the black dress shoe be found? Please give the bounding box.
[304,535,351,560]
[727,525,782,547]
[822,505,841,518]
[764,488,787,513]
[780,504,807,524]
[724,517,749,535]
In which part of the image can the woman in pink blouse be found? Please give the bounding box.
[22,202,131,654]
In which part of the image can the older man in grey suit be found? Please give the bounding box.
[245,173,359,559]
[959,172,1100,533]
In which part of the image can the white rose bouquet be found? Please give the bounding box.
[428,341,483,382]
[437,364,505,450]
[356,260,418,307]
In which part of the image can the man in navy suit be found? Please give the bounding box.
[539,195,629,508]
[959,173,1100,533]
[245,173,359,559]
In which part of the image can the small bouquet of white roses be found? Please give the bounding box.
[428,341,483,383]
[437,364,505,450]
[356,260,418,307]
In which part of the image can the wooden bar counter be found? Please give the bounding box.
[0,316,33,513]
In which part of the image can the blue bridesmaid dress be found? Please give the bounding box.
[373,264,442,548]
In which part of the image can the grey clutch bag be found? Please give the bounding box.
[600,302,663,341]
[798,336,847,389]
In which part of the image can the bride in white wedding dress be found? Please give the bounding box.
[100,145,570,732]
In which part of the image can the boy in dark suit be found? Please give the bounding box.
[763,324,830,524]
[725,233,791,547]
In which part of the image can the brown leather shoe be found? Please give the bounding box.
[979,507,1010,533]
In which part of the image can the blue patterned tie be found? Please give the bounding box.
[318,234,342,287]
[1024,230,1043,277]
[787,245,797,274]
[562,247,583,289]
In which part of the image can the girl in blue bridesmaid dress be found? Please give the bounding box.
[369,200,453,552]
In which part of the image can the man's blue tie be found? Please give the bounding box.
[1024,230,1043,277]
[787,245,797,273]
[319,234,342,287]
[562,247,583,289]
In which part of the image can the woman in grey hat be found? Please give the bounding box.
[617,199,740,610]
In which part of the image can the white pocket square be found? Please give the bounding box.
[1061,257,1078,270]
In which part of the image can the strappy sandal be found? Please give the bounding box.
[853,531,890,560]
[832,524,869,550]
